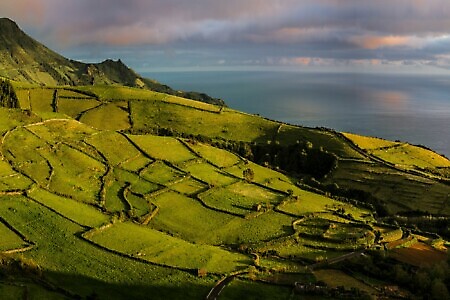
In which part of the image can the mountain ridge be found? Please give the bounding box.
[0,18,224,105]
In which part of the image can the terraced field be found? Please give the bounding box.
[0,107,383,298]
[2,83,449,299]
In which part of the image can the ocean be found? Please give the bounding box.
[143,71,450,158]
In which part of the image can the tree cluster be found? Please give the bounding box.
[0,79,19,108]
[339,252,450,300]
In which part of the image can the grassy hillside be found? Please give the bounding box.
[11,83,450,217]
[1,78,449,299]
[0,109,388,298]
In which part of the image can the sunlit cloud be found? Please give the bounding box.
[350,35,413,50]
[2,0,450,71]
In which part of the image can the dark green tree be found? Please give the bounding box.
[0,79,19,108]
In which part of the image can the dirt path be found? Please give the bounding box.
[205,271,248,300]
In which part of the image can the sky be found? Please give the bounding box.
[2,0,450,72]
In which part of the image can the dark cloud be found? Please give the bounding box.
[2,0,450,70]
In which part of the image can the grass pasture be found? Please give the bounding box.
[128,135,196,163]
[14,89,31,109]
[277,187,361,217]
[26,119,97,142]
[140,161,185,185]
[28,88,54,112]
[0,219,27,252]
[44,144,105,203]
[185,162,237,186]
[3,127,51,184]
[200,182,284,216]
[28,188,109,228]
[216,211,295,245]
[162,94,221,112]
[126,192,151,217]
[3,81,450,299]
[130,100,279,142]
[87,221,251,273]
[57,89,96,99]
[344,132,450,169]
[259,238,344,261]
[343,132,400,150]
[169,177,206,194]
[0,173,33,191]
[58,98,100,118]
[150,191,236,244]
[295,217,373,246]
[0,281,72,300]
[150,191,295,245]
[372,144,450,169]
[128,177,160,195]
[79,102,130,131]
[0,108,41,135]
[75,85,164,101]
[85,132,140,166]
[118,154,152,172]
[0,196,213,300]
[188,142,241,168]
[104,181,127,213]
[224,161,291,187]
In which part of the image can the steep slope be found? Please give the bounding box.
[0,18,224,105]
[0,17,72,84]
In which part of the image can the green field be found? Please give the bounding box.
[343,132,400,150]
[75,85,164,101]
[1,78,449,299]
[200,182,284,216]
[344,132,450,169]
[149,191,295,245]
[58,98,100,118]
[79,102,130,130]
[87,222,252,274]
[0,220,27,252]
[185,162,238,186]
[141,161,185,184]
[169,177,206,194]
[130,100,280,142]
[28,188,109,228]
[85,131,141,166]
[0,196,214,299]
[28,88,54,112]
[129,135,196,163]
[188,142,241,167]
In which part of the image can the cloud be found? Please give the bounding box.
[2,0,450,71]
[350,35,413,50]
